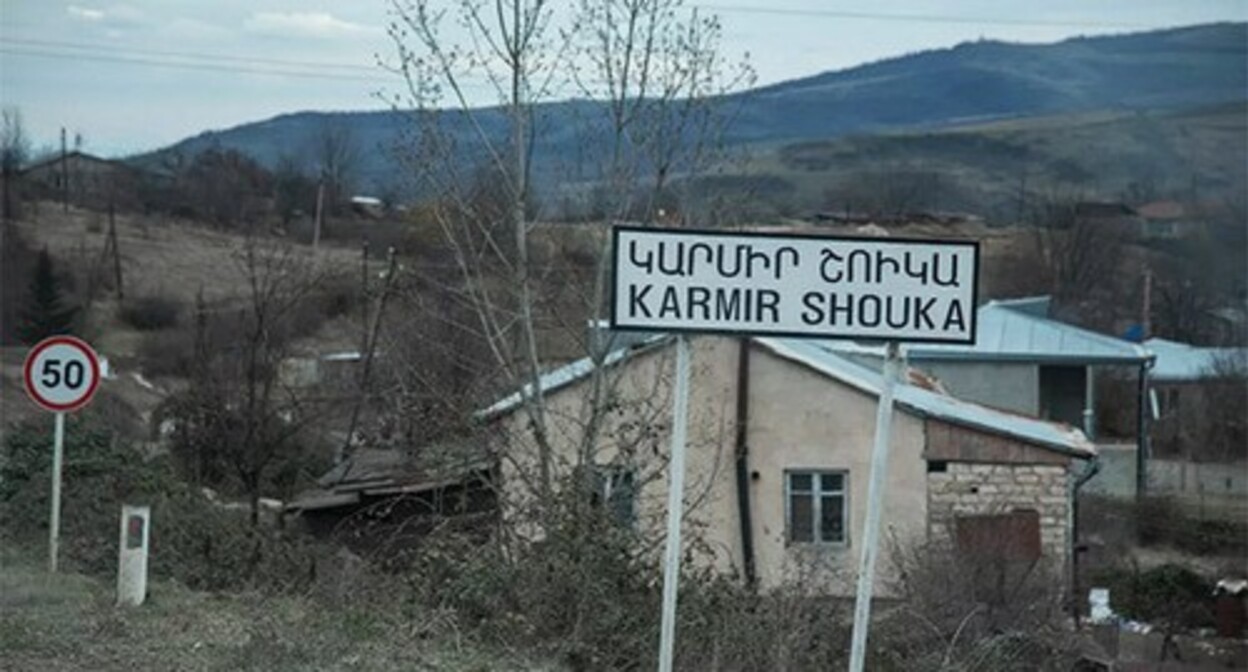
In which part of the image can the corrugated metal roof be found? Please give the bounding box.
[820,298,1152,365]
[1144,337,1246,382]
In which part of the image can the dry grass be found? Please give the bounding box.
[15,206,363,308]
[0,549,558,672]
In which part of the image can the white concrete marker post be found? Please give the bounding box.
[117,505,151,606]
[657,334,691,672]
[22,336,102,574]
[848,341,903,672]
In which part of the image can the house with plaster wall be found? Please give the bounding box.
[480,333,1095,594]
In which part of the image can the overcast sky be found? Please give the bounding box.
[2,1,1245,156]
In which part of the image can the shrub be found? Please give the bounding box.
[0,418,319,594]
[120,294,182,331]
[361,480,862,671]
[138,328,196,377]
[1133,496,1248,556]
[1090,563,1215,630]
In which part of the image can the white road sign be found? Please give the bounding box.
[23,335,101,413]
[611,227,979,344]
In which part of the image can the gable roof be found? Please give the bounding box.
[19,150,126,174]
[1144,337,1247,382]
[479,333,1094,458]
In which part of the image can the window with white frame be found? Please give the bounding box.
[786,471,848,544]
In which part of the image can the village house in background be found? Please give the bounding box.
[19,150,141,211]
[480,333,1094,593]
[1135,200,1204,241]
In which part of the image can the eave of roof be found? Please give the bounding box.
[1144,337,1247,382]
[477,331,1093,459]
[476,333,673,421]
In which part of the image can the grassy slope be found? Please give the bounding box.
[0,551,553,672]
[1,207,371,430]
[732,102,1248,219]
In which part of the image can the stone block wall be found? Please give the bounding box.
[927,462,1070,560]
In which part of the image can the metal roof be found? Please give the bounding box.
[477,334,670,420]
[1144,337,1247,382]
[819,297,1152,365]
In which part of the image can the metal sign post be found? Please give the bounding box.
[657,334,691,672]
[848,341,902,672]
[22,336,102,573]
[49,411,65,573]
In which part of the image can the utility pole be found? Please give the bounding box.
[360,240,370,354]
[60,128,68,212]
[312,179,325,251]
[337,248,397,468]
[108,203,123,301]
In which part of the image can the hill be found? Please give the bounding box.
[730,101,1248,220]
[136,23,1247,197]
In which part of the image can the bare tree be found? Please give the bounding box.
[1192,351,1248,462]
[1026,192,1126,318]
[385,0,748,521]
[310,121,361,215]
[166,239,329,524]
[1,107,29,221]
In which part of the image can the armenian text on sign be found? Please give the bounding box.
[611,227,979,344]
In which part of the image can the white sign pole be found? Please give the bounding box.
[49,411,65,573]
[657,334,691,672]
[22,336,102,575]
[848,341,902,672]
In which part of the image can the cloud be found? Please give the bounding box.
[66,4,145,25]
[67,5,105,21]
[243,11,378,39]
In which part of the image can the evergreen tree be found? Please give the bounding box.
[18,248,77,344]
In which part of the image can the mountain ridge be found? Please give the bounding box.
[138,22,1247,194]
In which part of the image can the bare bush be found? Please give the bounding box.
[876,537,1079,671]
[119,293,181,331]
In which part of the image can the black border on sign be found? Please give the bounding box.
[608,225,980,345]
[22,335,102,413]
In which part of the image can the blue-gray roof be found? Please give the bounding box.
[1145,337,1247,382]
[822,297,1152,365]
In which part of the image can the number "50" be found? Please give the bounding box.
[41,359,86,390]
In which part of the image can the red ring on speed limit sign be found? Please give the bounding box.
[23,336,101,413]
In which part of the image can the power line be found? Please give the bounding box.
[0,39,501,89]
[692,3,1156,29]
[0,46,391,84]
[0,37,382,73]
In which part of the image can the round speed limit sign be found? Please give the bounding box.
[23,336,101,413]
